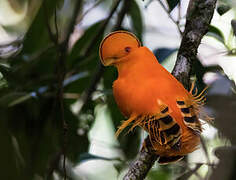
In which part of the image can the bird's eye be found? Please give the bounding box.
[124,47,131,53]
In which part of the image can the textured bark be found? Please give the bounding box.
[172,0,217,88]
[123,138,158,180]
[123,0,217,179]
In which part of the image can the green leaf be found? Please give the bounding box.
[64,106,89,162]
[128,0,143,40]
[217,4,231,15]
[68,20,104,64]
[7,45,58,91]
[166,0,179,12]
[64,58,101,105]
[147,165,171,180]
[207,25,225,44]
[78,153,121,163]
[0,92,33,107]
[0,70,8,89]
[22,0,63,54]
[0,110,22,179]
[176,164,203,180]
[154,48,177,63]
[2,98,60,178]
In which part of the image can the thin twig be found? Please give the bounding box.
[156,0,183,35]
[77,0,103,25]
[27,44,55,61]
[176,163,203,180]
[113,0,131,30]
[54,9,59,43]
[200,136,211,164]
[62,2,82,51]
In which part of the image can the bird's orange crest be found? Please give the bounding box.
[99,30,141,66]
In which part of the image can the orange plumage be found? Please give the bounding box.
[99,31,207,164]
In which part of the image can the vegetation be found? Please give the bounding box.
[0,0,236,179]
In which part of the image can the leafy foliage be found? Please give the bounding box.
[207,25,225,45]
[217,4,231,15]
[128,0,143,40]
[0,0,236,179]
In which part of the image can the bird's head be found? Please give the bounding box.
[99,31,141,66]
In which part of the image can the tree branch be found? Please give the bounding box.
[123,138,158,180]
[123,0,216,179]
[172,0,217,88]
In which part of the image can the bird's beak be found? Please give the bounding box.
[101,57,118,66]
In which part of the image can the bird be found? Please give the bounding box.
[99,30,208,164]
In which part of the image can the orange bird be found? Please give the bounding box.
[99,31,207,164]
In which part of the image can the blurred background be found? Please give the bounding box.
[0,0,236,179]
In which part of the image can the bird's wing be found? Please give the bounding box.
[115,100,182,151]
[176,98,202,135]
[140,101,182,150]
[115,96,203,150]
